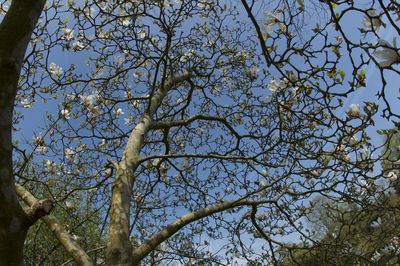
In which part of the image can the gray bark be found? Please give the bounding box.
[105,73,192,265]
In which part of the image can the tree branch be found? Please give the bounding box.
[131,198,276,263]
[106,71,194,264]
[150,114,241,138]
[24,199,53,226]
[15,183,94,266]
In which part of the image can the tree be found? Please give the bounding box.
[0,1,51,265]
[1,0,399,265]
[279,130,400,265]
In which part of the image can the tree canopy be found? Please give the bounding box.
[1,0,400,265]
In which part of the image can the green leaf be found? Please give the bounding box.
[377,129,386,135]
[297,0,304,9]
[360,69,366,78]
[337,69,345,81]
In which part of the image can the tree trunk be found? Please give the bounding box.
[0,0,46,264]
[105,74,192,265]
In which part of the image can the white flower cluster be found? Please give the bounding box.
[63,28,85,51]
[80,93,101,117]
[346,104,362,118]
[34,135,48,155]
[262,11,286,36]
[180,49,195,63]
[44,160,57,174]
[60,109,71,120]
[361,9,385,32]
[65,148,76,163]
[268,78,288,92]
[49,63,63,78]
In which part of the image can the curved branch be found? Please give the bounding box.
[15,183,94,266]
[150,114,241,138]
[131,198,276,263]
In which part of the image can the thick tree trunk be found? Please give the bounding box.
[0,0,46,265]
[105,116,151,266]
[105,74,192,265]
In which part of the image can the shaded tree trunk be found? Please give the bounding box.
[0,0,47,264]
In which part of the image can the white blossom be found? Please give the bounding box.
[349,136,359,146]
[137,30,146,39]
[60,109,71,120]
[124,117,133,125]
[115,108,124,116]
[88,106,101,117]
[262,11,283,36]
[80,93,97,107]
[342,154,351,162]
[34,135,44,145]
[375,39,400,67]
[224,187,233,194]
[359,179,373,195]
[361,147,370,160]
[371,217,382,228]
[180,49,195,62]
[196,127,205,134]
[97,0,108,11]
[63,28,74,41]
[72,40,85,51]
[44,160,57,174]
[65,148,75,163]
[258,181,267,188]
[268,78,287,92]
[65,200,75,210]
[361,10,385,32]
[49,63,63,77]
[264,11,281,26]
[197,1,212,9]
[99,139,107,148]
[371,251,381,262]
[246,66,259,81]
[130,100,141,109]
[21,98,32,108]
[0,4,9,15]
[116,54,126,65]
[120,16,131,26]
[36,146,48,155]
[347,104,361,118]
[76,143,87,152]
[387,171,398,182]
[83,6,96,18]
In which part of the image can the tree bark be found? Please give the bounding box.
[105,73,192,265]
[0,0,46,265]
